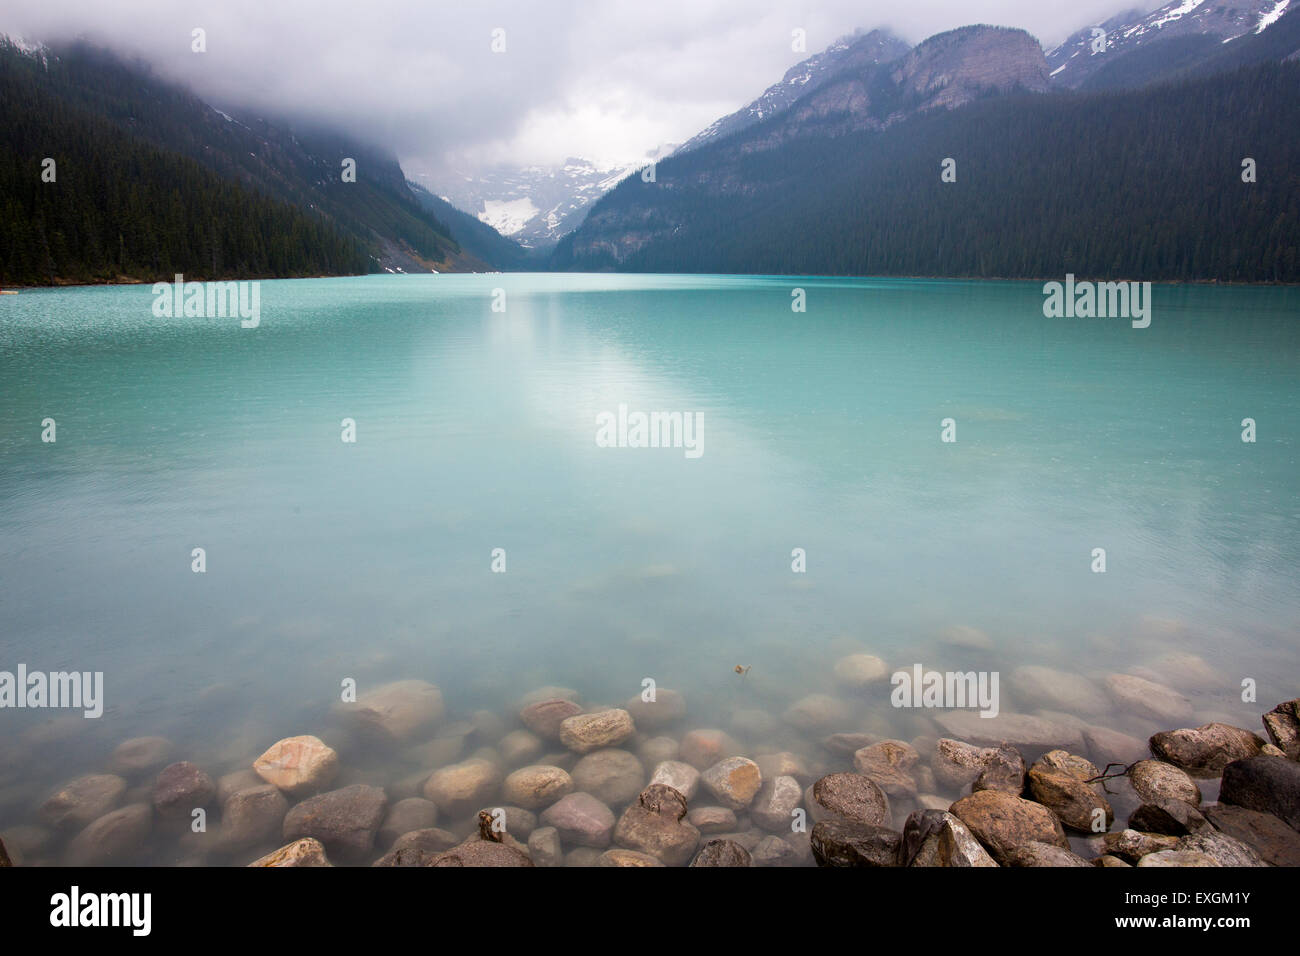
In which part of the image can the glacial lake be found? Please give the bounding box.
[1,273,1297,864]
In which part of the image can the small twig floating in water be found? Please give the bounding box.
[734,664,751,683]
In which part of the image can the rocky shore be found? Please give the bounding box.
[2,663,1298,868]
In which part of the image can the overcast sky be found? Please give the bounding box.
[3,1,1158,173]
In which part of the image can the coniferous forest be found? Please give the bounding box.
[0,45,371,286]
[553,61,1300,282]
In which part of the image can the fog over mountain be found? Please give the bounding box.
[2,0,1161,173]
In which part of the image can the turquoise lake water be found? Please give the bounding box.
[0,273,1296,863]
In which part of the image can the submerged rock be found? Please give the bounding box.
[498,730,544,767]
[338,679,444,743]
[1081,726,1149,767]
[372,827,459,866]
[852,741,919,796]
[612,784,700,866]
[430,831,534,867]
[700,757,763,811]
[1148,723,1265,777]
[559,709,635,754]
[252,735,339,797]
[811,820,901,867]
[378,797,439,846]
[502,765,573,810]
[932,712,1083,754]
[623,689,687,729]
[690,839,752,867]
[422,758,502,818]
[1104,674,1193,724]
[901,810,997,867]
[539,791,616,847]
[65,803,152,866]
[602,848,666,866]
[833,654,889,689]
[527,826,563,867]
[751,775,803,832]
[219,784,290,850]
[152,761,216,824]
[41,774,127,831]
[649,760,700,801]
[687,806,737,834]
[108,737,174,777]
[282,784,387,859]
[784,694,851,732]
[1009,665,1109,715]
[249,837,331,867]
[679,729,740,770]
[519,698,583,741]
[571,749,645,807]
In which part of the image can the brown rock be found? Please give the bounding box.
[502,765,573,810]
[219,784,289,850]
[690,838,752,867]
[1026,764,1113,833]
[422,758,501,818]
[679,729,740,770]
[539,791,616,847]
[852,740,919,796]
[252,735,339,797]
[372,827,459,866]
[520,698,583,741]
[65,803,152,866]
[152,761,216,823]
[699,756,763,811]
[108,737,174,777]
[338,679,444,743]
[1129,759,1201,807]
[558,709,635,754]
[612,784,700,866]
[41,774,127,831]
[949,789,1069,864]
[808,772,889,826]
[1149,723,1266,777]
[282,784,388,859]
[249,837,331,867]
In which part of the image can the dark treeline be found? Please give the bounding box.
[553,61,1300,282]
[0,47,367,285]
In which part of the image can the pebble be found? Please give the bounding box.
[41,774,127,831]
[252,735,339,797]
[219,784,289,850]
[699,756,763,811]
[372,828,459,866]
[249,837,331,867]
[686,806,737,834]
[558,709,635,754]
[281,784,388,859]
[1128,759,1202,807]
[1148,723,1266,777]
[422,758,502,818]
[751,775,803,832]
[808,772,889,826]
[65,803,152,866]
[152,761,216,824]
[539,791,616,847]
[690,839,752,867]
[108,737,174,777]
[612,784,700,866]
[949,790,1069,864]
[623,689,687,729]
[502,765,573,810]
[811,820,901,867]
[527,826,564,867]
[852,741,919,796]
[520,698,584,740]
[571,749,645,807]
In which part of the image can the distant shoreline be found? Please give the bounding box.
[5,272,1299,292]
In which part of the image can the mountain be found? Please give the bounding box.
[0,38,367,286]
[416,146,675,249]
[407,181,535,270]
[677,28,911,153]
[1047,0,1292,89]
[1,37,482,282]
[550,24,1299,283]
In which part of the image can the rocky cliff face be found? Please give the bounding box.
[678,29,910,153]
